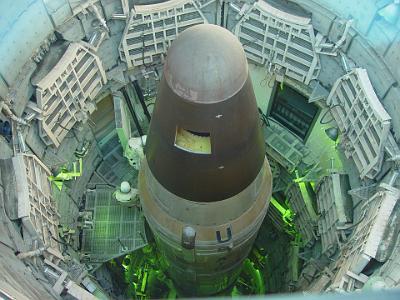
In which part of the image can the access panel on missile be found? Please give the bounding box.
[138,24,272,296]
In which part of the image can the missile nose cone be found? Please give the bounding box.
[145,24,266,202]
[164,24,248,103]
[139,24,272,296]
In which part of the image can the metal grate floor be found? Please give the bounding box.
[82,187,147,262]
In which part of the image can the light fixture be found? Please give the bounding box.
[325,127,339,142]
[377,0,400,24]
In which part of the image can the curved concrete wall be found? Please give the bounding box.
[0,0,399,296]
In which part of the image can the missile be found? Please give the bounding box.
[138,24,272,296]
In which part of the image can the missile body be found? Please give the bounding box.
[139,24,272,296]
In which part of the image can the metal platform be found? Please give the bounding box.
[35,42,107,147]
[119,0,207,69]
[81,186,147,263]
[234,0,320,84]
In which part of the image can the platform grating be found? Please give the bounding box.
[81,187,147,262]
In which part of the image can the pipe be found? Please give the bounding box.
[110,14,127,20]
[90,4,109,32]
[88,31,99,45]
[17,128,27,153]
[229,2,240,12]
[242,259,265,294]
[199,0,216,9]
[0,100,27,125]
[120,89,144,136]
[17,247,47,259]
[132,80,151,122]
[340,52,350,72]
[388,170,399,186]
[333,20,353,52]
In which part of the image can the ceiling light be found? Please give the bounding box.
[325,127,339,142]
[378,0,400,24]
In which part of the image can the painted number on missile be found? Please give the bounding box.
[216,226,232,243]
